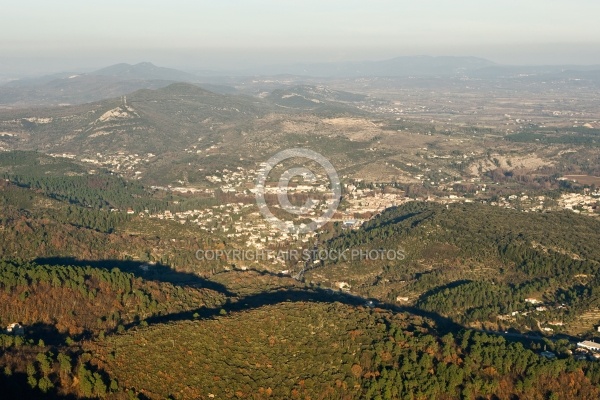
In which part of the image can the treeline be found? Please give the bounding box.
[0,178,127,233]
[416,281,524,322]
[415,279,555,323]
[0,185,220,274]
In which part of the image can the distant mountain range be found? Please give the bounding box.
[2,57,600,107]
[0,62,236,107]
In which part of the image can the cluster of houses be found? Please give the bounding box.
[489,194,547,212]
[344,189,405,214]
[558,192,599,215]
[60,151,157,179]
[147,202,317,261]
[497,297,570,334]
[205,167,255,193]
[482,190,598,216]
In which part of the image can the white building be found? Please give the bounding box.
[577,341,600,352]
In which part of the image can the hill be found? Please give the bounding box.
[266,85,368,110]
[0,83,266,155]
[311,202,600,335]
[0,75,175,108]
[92,62,197,82]
[86,300,600,399]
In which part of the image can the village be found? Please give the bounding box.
[56,150,598,242]
[140,165,599,256]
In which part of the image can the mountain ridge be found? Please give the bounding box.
[92,61,198,81]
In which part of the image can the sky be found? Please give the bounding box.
[1,0,600,75]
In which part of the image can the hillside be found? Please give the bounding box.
[84,301,600,399]
[312,202,600,335]
[0,83,265,154]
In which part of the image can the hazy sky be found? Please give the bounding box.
[2,0,600,74]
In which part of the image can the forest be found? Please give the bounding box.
[317,201,600,331]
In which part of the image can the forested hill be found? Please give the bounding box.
[315,202,600,332]
[330,201,600,269]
